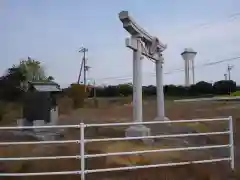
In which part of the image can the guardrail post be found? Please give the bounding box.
[80,123,85,180]
[229,116,234,170]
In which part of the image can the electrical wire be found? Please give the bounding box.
[95,56,240,83]
[179,12,240,34]
[93,12,240,84]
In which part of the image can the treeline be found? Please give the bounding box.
[0,59,238,102]
[0,57,55,102]
[87,80,238,97]
[0,67,25,101]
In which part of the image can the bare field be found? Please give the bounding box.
[1,98,240,180]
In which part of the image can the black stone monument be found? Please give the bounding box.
[22,81,61,126]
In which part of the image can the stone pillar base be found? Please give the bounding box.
[17,118,33,131]
[153,116,170,121]
[125,125,153,145]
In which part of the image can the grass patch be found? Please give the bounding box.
[231,91,240,96]
[86,140,212,167]
[87,141,182,166]
[179,122,210,132]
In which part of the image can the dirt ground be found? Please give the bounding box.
[1,98,240,180]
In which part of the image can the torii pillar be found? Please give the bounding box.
[154,54,169,121]
[125,36,151,138]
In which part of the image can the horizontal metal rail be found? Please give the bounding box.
[85,131,230,143]
[86,144,230,158]
[0,155,80,161]
[0,116,234,178]
[0,124,80,130]
[0,170,80,176]
[174,96,240,102]
[0,118,228,130]
[86,158,231,173]
[85,118,229,128]
[0,140,80,145]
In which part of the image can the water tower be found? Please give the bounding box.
[181,48,197,86]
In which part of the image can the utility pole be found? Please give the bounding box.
[78,47,88,86]
[93,80,98,108]
[93,80,96,98]
[224,73,228,80]
[227,64,234,95]
[77,59,84,84]
[227,64,234,80]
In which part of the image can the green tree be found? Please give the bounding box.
[0,57,55,101]
[194,81,213,95]
[0,66,25,101]
[213,80,236,95]
[143,85,156,96]
[118,83,132,96]
[18,57,47,81]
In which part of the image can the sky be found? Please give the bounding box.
[1,0,240,87]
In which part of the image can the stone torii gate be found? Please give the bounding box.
[119,11,168,137]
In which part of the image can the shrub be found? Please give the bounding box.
[67,84,87,108]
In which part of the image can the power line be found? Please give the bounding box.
[94,56,240,82]
[166,12,240,44]
[182,12,240,33]
[93,12,240,84]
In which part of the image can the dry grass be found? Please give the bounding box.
[0,98,240,179]
[1,141,229,180]
[86,140,216,167]
[0,102,22,125]
[57,96,73,115]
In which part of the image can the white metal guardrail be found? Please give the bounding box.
[0,117,235,180]
[174,96,240,102]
